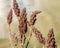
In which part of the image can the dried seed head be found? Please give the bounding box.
[14,9,20,16]
[13,0,16,3]
[19,8,27,36]
[32,10,41,14]
[20,8,26,17]
[30,10,41,25]
[7,9,12,24]
[32,27,45,44]
[13,3,18,9]
[13,0,20,17]
[47,28,57,48]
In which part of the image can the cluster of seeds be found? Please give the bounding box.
[32,27,45,44]
[7,9,12,24]
[27,10,41,26]
[13,0,20,17]
[47,28,57,48]
[18,8,27,42]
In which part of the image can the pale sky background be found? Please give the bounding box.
[0,0,60,39]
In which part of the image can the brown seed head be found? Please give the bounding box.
[7,9,12,24]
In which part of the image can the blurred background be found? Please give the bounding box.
[0,0,60,48]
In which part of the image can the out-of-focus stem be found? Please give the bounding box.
[8,24,14,48]
[20,35,25,48]
[8,24,18,48]
[17,16,20,21]
[42,44,45,48]
[25,26,33,48]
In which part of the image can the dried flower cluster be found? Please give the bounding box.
[18,8,27,43]
[13,0,20,17]
[47,28,57,48]
[27,10,41,26]
[7,9,12,24]
[32,27,45,44]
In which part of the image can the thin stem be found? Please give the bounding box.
[8,24,18,48]
[8,24,14,48]
[21,35,26,48]
[25,26,33,48]
[42,44,45,48]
